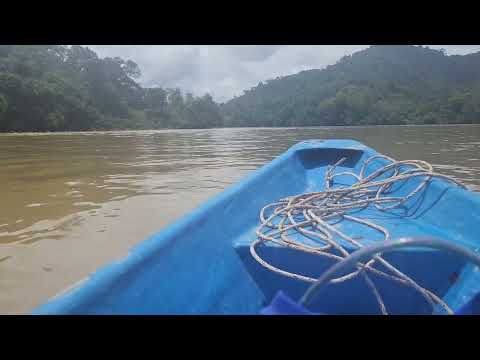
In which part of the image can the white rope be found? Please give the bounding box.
[250,154,469,315]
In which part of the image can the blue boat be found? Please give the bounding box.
[31,140,480,315]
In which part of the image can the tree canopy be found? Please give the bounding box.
[0,45,223,131]
[221,45,480,127]
[1,45,480,132]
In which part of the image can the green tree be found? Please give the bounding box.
[0,93,7,122]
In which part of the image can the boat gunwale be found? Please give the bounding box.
[31,139,480,314]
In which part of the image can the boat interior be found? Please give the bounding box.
[32,140,480,315]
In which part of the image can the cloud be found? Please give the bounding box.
[429,45,480,55]
[88,45,480,102]
[224,45,283,62]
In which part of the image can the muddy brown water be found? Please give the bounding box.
[1,125,480,314]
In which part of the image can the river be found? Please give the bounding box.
[1,125,480,313]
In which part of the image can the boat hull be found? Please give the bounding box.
[31,140,480,315]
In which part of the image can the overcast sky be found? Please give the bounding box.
[88,45,480,103]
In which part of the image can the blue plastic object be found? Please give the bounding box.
[455,292,480,314]
[261,290,480,315]
[260,291,319,315]
[30,140,480,315]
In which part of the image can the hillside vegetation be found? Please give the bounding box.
[1,45,480,132]
[0,45,222,131]
[221,45,480,127]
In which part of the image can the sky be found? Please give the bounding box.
[88,45,480,103]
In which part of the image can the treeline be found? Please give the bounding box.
[2,45,480,132]
[0,45,222,131]
[221,45,480,127]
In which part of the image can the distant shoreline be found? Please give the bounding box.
[1,123,479,135]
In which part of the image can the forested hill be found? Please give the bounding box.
[221,45,480,127]
[0,45,223,132]
[2,45,480,132]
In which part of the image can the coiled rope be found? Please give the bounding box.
[250,154,469,315]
